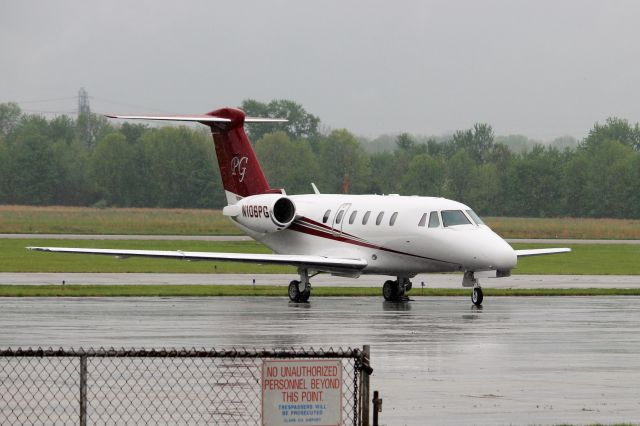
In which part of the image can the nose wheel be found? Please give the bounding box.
[471,286,483,306]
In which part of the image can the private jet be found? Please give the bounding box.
[29,107,570,306]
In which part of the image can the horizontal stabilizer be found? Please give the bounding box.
[515,248,571,257]
[106,114,230,122]
[27,247,366,272]
[245,117,288,123]
[105,114,287,124]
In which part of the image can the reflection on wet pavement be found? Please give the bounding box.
[1,296,639,425]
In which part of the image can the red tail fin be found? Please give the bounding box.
[204,108,275,204]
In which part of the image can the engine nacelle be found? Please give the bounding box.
[223,194,296,233]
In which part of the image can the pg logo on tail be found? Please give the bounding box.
[231,156,248,182]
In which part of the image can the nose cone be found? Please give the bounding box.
[489,237,517,270]
[447,228,517,271]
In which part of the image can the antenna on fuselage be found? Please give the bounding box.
[311,183,320,194]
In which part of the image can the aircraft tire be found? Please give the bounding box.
[299,288,311,302]
[383,280,399,301]
[288,280,301,302]
[472,287,483,306]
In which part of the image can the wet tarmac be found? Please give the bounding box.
[2,272,640,289]
[1,296,639,425]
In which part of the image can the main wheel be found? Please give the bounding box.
[289,280,301,302]
[472,287,484,306]
[299,288,311,302]
[383,280,399,301]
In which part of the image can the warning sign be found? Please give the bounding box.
[262,359,342,426]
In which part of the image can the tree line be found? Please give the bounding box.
[1,99,639,218]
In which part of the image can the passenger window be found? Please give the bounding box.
[322,210,331,224]
[418,213,427,227]
[389,212,398,226]
[335,210,344,224]
[375,212,384,225]
[428,211,440,228]
[362,211,371,225]
[441,210,471,227]
[349,210,358,224]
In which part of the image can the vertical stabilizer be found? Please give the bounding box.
[204,108,271,204]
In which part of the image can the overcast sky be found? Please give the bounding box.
[1,0,639,140]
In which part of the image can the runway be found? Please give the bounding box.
[2,272,640,288]
[1,296,639,425]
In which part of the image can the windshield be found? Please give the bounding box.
[465,209,485,225]
[441,210,471,227]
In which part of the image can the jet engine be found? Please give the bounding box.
[223,194,296,233]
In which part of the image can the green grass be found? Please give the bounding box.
[512,243,640,275]
[4,239,640,275]
[0,285,639,297]
[486,216,640,239]
[0,205,240,235]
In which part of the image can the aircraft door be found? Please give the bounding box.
[331,203,352,236]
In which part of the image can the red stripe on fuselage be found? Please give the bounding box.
[290,218,456,265]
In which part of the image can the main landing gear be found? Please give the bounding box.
[463,271,483,307]
[382,277,412,302]
[288,268,312,303]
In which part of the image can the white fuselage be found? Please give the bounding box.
[234,194,517,277]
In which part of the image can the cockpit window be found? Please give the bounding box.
[441,210,471,227]
[428,211,440,228]
[322,209,331,224]
[466,210,485,225]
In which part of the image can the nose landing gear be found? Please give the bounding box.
[471,286,483,306]
[463,271,483,307]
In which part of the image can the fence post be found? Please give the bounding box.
[79,355,87,426]
[361,345,370,426]
[372,390,381,426]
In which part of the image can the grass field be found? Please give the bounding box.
[0,205,240,235]
[0,285,639,297]
[3,239,640,275]
[2,205,640,239]
[486,216,640,239]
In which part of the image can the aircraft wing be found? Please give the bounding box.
[27,247,367,272]
[515,248,571,257]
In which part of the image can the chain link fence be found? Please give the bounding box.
[0,346,370,425]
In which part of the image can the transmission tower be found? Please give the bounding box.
[78,87,90,115]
